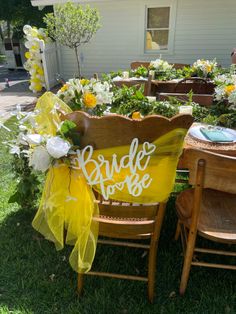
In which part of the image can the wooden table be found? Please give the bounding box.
[151,79,215,94]
[178,127,236,169]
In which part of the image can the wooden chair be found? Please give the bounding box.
[66,112,193,302]
[175,148,236,295]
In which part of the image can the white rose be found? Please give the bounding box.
[46,136,71,159]
[23,25,32,35]
[29,146,51,172]
[25,134,44,145]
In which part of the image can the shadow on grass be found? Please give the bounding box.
[0,200,236,314]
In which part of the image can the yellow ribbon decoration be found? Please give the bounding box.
[32,92,188,274]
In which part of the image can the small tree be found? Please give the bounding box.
[44,2,101,77]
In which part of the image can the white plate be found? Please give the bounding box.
[188,124,236,143]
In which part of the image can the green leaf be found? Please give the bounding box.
[60,120,77,136]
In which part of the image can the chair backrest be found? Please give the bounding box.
[183,148,236,194]
[66,112,193,203]
[130,61,150,70]
[66,112,193,149]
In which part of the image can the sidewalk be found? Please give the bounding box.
[0,66,37,117]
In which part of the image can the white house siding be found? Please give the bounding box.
[57,0,236,79]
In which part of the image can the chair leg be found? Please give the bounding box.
[179,229,197,295]
[147,242,157,303]
[77,273,84,296]
[147,202,167,303]
[174,220,181,241]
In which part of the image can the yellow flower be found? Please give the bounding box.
[60,84,69,93]
[80,79,90,86]
[83,92,97,108]
[25,51,31,59]
[225,85,236,95]
[132,111,143,120]
[206,65,212,73]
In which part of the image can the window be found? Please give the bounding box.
[145,7,171,51]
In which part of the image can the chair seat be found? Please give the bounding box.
[176,188,236,243]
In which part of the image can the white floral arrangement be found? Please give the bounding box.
[192,59,218,78]
[23,25,50,93]
[213,73,236,86]
[215,84,236,109]
[2,103,73,173]
[57,78,113,111]
[149,58,173,73]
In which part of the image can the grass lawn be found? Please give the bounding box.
[0,118,235,314]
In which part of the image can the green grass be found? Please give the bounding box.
[0,119,236,314]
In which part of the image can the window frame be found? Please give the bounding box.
[143,1,177,55]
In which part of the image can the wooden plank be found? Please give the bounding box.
[98,202,158,219]
[87,271,148,282]
[191,261,236,270]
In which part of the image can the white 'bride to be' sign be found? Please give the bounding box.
[73,138,156,200]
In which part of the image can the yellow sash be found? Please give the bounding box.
[32,92,187,273]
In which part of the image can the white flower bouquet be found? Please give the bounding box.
[2,103,74,173]
[57,78,113,113]
[215,84,236,109]
[149,58,173,73]
[192,59,218,78]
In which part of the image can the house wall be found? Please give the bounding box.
[58,0,236,80]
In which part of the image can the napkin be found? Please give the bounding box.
[200,127,234,142]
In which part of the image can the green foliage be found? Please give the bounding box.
[101,70,123,82]
[8,153,41,209]
[0,0,52,39]
[44,2,101,77]
[130,66,149,78]
[8,148,43,210]
[110,85,150,116]
[59,119,80,146]
[60,119,77,137]
[150,101,179,117]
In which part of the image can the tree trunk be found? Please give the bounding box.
[74,46,81,78]
[7,21,10,38]
[0,25,4,42]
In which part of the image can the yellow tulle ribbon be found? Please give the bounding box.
[32,92,188,273]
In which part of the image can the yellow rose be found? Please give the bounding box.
[60,84,69,93]
[83,92,97,108]
[132,111,143,120]
[225,85,236,95]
